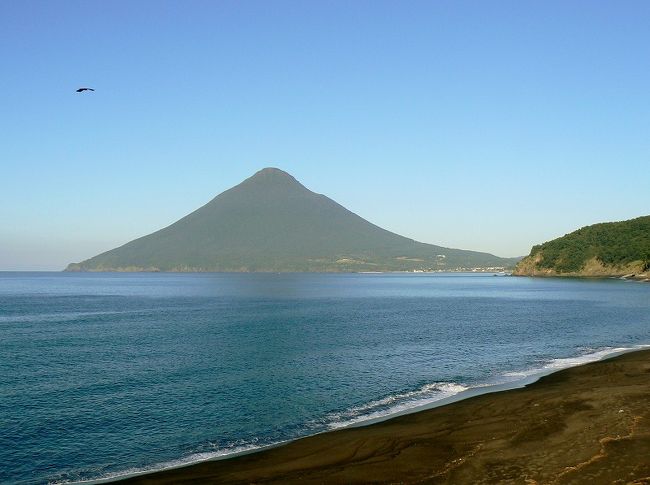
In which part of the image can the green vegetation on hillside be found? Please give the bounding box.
[521,216,650,274]
[66,168,518,272]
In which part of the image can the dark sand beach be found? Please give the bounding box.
[122,349,650,484]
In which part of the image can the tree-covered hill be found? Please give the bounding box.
[67,168,518,272]
[514,216,650,276]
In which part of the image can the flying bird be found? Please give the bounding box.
[76,87,95,93]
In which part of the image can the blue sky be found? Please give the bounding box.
[2,1,649,270]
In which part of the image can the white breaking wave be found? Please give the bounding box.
[502,344,650,379]
[324,382,469,429]
[64,383,471,483]
[63,442,283,484]
[326,344,650,431]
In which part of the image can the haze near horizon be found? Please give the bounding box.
[2,1,649,270]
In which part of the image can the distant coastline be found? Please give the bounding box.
[513,270,650,283]
[64,266,514,274]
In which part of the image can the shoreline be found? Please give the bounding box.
[512,268,650,283]
[87,345,650,484]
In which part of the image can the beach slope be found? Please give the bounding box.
[122,349,650,484]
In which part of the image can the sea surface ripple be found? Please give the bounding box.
[1,272,649,484]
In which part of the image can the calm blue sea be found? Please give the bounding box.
[1,272,650,484]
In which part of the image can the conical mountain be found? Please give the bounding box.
[67,168,517,272]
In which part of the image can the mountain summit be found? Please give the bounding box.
[67,168,517,272]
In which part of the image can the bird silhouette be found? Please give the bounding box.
[76,87,95,93]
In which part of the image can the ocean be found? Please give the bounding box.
[1,272,649,484]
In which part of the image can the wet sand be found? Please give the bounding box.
[121,349,650,484]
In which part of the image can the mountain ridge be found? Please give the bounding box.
[67,167,519,272]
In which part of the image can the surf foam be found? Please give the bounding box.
[502,344,650,379]
[323,381,469,429]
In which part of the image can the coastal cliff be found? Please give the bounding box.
[514,215,650,280]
